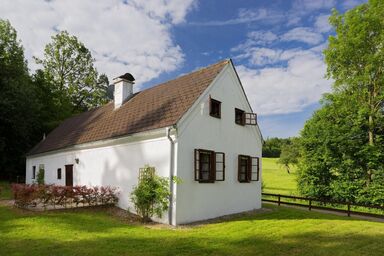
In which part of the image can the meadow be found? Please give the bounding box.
[0,162,383,255]
[262,158,297,195]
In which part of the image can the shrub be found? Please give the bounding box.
[36,167,45,185]
[130,165,180,222]
[11,184,119,209]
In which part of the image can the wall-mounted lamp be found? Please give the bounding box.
[75,158,79,164]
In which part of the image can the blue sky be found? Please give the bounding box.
[0,0,366,138]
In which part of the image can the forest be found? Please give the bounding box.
[0,21,110,181]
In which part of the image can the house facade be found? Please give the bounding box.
[26,59,263,225]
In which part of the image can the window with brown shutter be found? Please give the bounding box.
[238,155,251,183]
[235,108,245,125]
[238,155,260,182]
[209,98,221,118]
[194,149,225,183]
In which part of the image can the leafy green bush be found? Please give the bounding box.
[36,167,45,185]
[130,166,180,222]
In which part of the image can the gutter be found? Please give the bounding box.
[166,125,177,225]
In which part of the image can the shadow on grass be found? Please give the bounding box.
[263,187,297,193]
[1,229,383,256]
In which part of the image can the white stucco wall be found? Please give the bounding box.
[26,134,172,223]
[174,64,263,224]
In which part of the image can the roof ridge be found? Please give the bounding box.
[135,59,230,94]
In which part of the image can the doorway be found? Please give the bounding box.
[65,164,73,186]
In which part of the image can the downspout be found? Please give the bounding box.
[166,125,177,225]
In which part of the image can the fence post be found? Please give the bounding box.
[347,203,351,217]
[278,194,281,206]
[309,199,312,211]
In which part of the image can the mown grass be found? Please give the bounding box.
[262,158,297,195]
[0,180,12,200]
[0,204,383,256]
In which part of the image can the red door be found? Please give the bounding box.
[65,164,73,186]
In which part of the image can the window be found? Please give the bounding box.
[57,168,62,179]
[235,108,245,125]
[235,108,257,126]
[32,166,36,179]
[194,149,225,183]
[209,97,221,118]
[238,155,260,183]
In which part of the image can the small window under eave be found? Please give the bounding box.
[209,97,221,119]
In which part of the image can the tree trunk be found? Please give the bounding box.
[285,164,290,174]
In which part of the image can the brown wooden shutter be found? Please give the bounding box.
[209,150,216,182]
[247,156,252,182]
[215,152,225,181]
[251,157,260,181]
[241,112,246,125]
[194,149,200,181]
[237,155,241,182]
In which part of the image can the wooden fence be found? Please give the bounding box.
[262,193,384,219]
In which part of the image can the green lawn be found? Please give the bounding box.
[262,158,298,195]
[0,181,12,200]
[0,204,383,256]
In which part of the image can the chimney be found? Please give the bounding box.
[113,73,135,109]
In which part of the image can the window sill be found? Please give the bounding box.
[209,114,221,119]
[197,180,215,183]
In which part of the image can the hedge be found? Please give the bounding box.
[11,184,119,209]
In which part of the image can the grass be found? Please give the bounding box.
[262,158,297,195]
[0,204,383,256]
[0,180,12,200]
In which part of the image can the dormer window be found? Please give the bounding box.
[235,108,245,125]
[209,98,221,118]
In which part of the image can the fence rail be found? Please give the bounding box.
[262,193,384,219]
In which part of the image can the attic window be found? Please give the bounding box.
[238,155,260,183]
[209,98,221,118]
[235,108,245,125]
[235,108,257,126]
[194,149,225,183]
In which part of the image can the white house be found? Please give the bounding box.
[26,59,263,225]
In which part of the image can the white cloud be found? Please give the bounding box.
[235,47,283,66]
[0,0,196,87]
[315,14,332,33]
[281,27,323,45]
[292,0,335,12]
[237,48,332,115]
[189,8,283,26]
[231,31,278,53]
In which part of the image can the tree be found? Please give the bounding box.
[298,0,384,205]
[324,0,384,183]
[262,137,290,157]
[0,19,40,180]
[278,138,300,174]
[35,31,108,112]
[298,92,384,204]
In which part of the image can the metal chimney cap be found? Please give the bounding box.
[116,73,135,82]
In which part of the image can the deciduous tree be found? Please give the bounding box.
[35,31,108,112]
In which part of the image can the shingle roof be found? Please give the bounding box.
[28,59,229,155]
